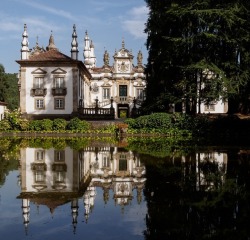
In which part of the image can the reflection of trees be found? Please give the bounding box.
[143,152,250,240]
[0,139,19,186]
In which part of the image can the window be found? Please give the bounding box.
[35,99,44,109]
[102,155,110,168]
[205,102,215,111]
[55,77,64,88]
[35,150,44,161]
[54,98,65,109]
[35,171,45,182]
[103,88,110,100]
[34,77,44,88]
[119,154,127,171]
[55,150,65,162]
[119,85,127,96]
[136,88,145,100]
[54,172,65,183]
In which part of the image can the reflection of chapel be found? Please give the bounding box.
[17,24,146,119]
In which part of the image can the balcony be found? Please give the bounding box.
[31,88,47,97]
[52,87,67,96]
[119,96,127,103]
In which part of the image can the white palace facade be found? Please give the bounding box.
[16,24,146,120]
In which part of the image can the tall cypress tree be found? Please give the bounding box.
[144,0,250,113]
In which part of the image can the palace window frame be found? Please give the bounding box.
[35,171,46,183]
[33,76,44,89]
[54,150,65,162]
[103,88,110,100]
[136,88,145,100]
[35,98,45,110]
[119,85,128,97]
[35,150,45,161]
[54,98,65,110]
[54,76,65,88]
[204,101,215,111]
[119,153,127,171]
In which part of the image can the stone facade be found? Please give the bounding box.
[16,24,146,120]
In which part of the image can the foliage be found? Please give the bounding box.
[26,119,53,132]
[66,117,90,132]
[125,112,207,137]
[0,64,19,110]
[126,136,194,158]
[126,113,172,130]
[0,119,11,131]
[40,119,53,131]
[144,0,250,113]
[52,118,67,132]
[4,110,22,130]
[67,138,91,150]
[19,119,29,131]
[28,120,43,131]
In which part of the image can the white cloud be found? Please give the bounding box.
[123,6,149,39]
[22,17,62,36]
[90,0,132,11]
[20,0,77,21]
[0,12,20,32]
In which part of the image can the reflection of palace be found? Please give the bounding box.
[17,146,146,233]
[182,152,228,191]
[195,152,227,191]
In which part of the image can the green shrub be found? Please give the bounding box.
[173,113,193,130]
[124,118,137,128]
[28,120,42,131]
[0,119,11,131]
[4,110,22,130]
[19,119,29,131]
[52,139,67,149]
[67,117,90,132]
[130,113,173,130]
[52,118,67,131]
[40,119,53,131]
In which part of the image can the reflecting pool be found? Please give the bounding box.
[0,137,250,239]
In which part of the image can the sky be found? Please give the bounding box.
[0,0,149,73]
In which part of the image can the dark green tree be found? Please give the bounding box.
[0,63,19,110]
[144,0,250,114]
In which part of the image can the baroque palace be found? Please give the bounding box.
[16,24,146,120]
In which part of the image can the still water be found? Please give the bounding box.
[0,137,250,240]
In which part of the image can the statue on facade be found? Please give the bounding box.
[137,50,143,66]
[103,50,109,66]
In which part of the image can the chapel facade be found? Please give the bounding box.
[16,24,146,120]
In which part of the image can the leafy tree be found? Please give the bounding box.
[144,0,250,114]
[0,63,19,110]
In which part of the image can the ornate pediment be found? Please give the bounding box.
[31,68,47,75]
[101,79,111,87]
[51,68,67,74]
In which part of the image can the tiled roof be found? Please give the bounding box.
[26,49,75,62]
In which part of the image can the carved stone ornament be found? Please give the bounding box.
[118,183,129,193]
[91,83,99,93]
[118,61,129,72]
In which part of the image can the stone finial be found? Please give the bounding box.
[71,24,79,60]
[46,31,58,51]
[21,24,30,59]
